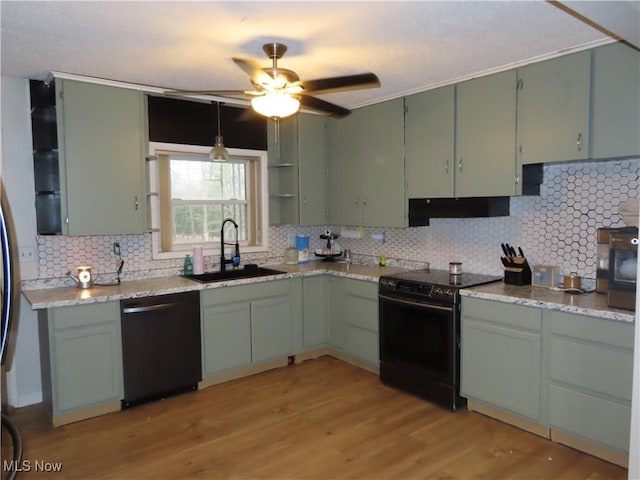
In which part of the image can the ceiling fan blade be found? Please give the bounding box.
[300,73,380,95]
[298,95,351,118]
[233,57,269,85]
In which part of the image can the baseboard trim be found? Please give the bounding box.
[467,399,550,438]
[53,400,121,427]
[199,357,289,389]
[294,347,332,363]
[326,350,379,375]
[467,399,629,468]
[198,347,378,389]
[550,430,628,468]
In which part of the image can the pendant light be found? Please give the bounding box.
[210,101,229,161]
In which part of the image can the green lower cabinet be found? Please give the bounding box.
[326,276,346,350]
[251,295,293,363]
[302,275,327,349]
[461,297,542,421]
[344,326,378,366]
[547,310,634,454]
[200,279,295,376]
[201,301,252,375]
[41,301,123,416]
[343,279,379,367]
[461,296,634,460]
[548,385,631,453]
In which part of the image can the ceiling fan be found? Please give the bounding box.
[166,42,381,119]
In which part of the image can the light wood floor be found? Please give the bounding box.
[1,356,628,479]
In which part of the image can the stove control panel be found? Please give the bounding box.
[379,277,458,303]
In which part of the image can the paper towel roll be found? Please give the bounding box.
[192,246,204,274]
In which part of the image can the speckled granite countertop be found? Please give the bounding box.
[22,261,408,310]
[461,282,635,323]
[23,262,635,323]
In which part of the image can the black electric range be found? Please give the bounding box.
[378,268,502,410]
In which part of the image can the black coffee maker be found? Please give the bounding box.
[607,226,638,311]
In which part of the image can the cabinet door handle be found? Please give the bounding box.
[515,175,520,184]
[355,198,359,206]
[458,158,463,172]
[362,195,367,207]
[302,196,307,206]
[445,159,449,175]
[576,133,583,152]
[134,196,139,210]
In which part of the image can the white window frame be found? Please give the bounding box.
[148,142,269,260]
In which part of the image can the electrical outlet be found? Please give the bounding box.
[18,246,37,262]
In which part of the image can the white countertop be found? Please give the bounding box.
[461,281,635,323]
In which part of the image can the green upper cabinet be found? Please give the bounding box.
[405,86,455,198]
[517,51,591,165]
[327,99,405,227]
[456,70,518,196]
[298,114,328,225]
[56,79,147,235]
[590,42,640,160]
[267,114,327,226]
[326,110,362,226]
[405,72,517,199]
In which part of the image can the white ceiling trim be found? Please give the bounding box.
[49,36,614,112]
[352,37,616,108]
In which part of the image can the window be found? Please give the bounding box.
[148,142,268,259]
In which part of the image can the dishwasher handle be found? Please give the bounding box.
[122,302,182,315]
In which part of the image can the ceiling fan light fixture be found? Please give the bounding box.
[210,101,229,161]
[251,92,300,119]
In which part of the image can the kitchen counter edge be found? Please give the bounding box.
[461,282,635,324]
[22,262,407,310]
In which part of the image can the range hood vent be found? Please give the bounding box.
[408,197,510,226]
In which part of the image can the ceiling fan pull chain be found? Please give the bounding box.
[275,118,281,161]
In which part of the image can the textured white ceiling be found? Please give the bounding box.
[0,1,618,110]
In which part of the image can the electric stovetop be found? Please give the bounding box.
[381,268,502,289]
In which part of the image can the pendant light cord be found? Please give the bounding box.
[216,101,222,137]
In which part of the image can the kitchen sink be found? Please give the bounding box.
[183,266,285,283]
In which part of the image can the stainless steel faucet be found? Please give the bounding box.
[220,218,240,272]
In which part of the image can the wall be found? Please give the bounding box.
[33,157,639,286]
[1,77,42,407]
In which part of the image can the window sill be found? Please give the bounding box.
[151,244,270,261]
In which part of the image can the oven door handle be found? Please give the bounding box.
[378,294,454,312]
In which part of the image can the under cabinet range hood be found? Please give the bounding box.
[408,197,510,226]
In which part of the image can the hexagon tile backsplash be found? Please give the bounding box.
[36,158,639,283]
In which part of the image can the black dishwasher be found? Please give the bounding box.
[120,291,201,407]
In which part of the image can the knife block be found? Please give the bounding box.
[504,262,532,286]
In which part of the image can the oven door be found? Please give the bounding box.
[379,293,456,386]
